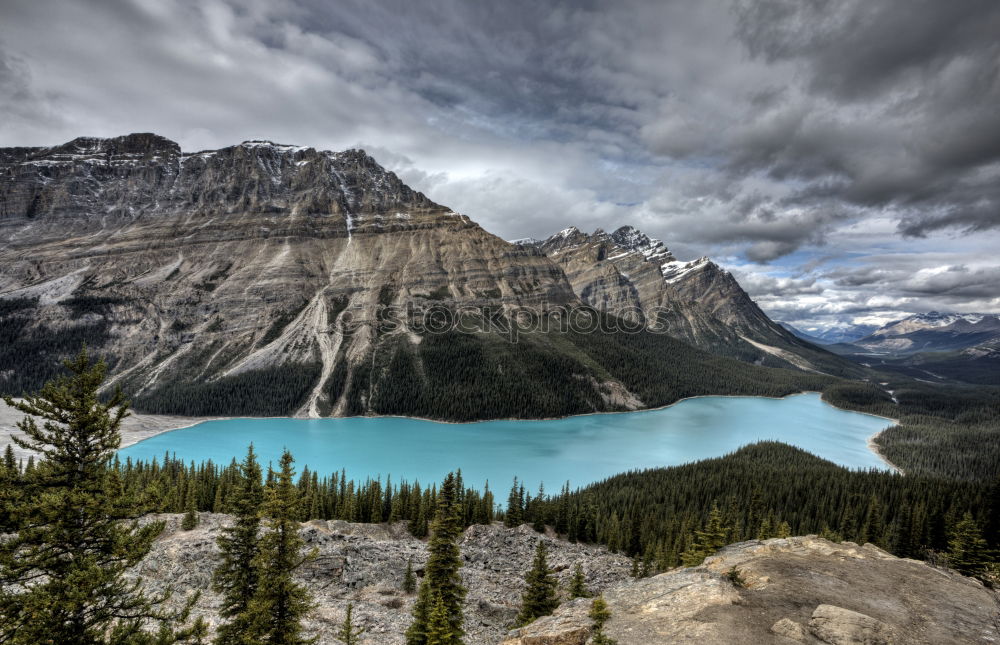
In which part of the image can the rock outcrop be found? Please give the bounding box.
[503,536,999,645]
[133,514,632,645]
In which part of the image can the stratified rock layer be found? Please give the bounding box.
[0,134,579,415]
[524,226,861,376]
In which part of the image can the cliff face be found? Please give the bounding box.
[0,134,580,415]
[504,536,999,645]
[525,226,860,376]
[1,133,857,418]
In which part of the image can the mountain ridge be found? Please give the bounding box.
[1,133,847,418]
[520,226,862,377]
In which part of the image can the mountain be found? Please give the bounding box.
[521,226,861,377]
[854,312,1000,354]
[778,322,828,345]
[0,133,841,419]
[778,321,878,346]
[823,312,1000,385]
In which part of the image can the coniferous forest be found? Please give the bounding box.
[1,350,998,644]
[0,350,1000,645]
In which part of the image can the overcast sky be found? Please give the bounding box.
[2,0,998,331]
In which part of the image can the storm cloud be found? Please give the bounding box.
[0,0,997,329]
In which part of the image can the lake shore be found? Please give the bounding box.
[867,429,905,475]
[0,398,228,462]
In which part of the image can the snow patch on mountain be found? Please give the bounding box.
[660,257,712,283]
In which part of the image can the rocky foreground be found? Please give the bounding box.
[138,514,998,645]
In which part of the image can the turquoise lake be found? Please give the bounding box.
[118,393,893,490]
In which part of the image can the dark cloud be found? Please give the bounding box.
[0,0,998,326]
[728,0,1000,238]
[734,0,1000,100]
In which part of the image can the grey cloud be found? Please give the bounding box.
[0,0,998,328]
[733,0,1000,101]
[726,0,1000,238]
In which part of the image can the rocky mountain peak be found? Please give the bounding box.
[52,132,182,159]
[0,133,440,223]
[608,225,674,264]
[660,255,716,283]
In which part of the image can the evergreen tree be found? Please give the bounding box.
[505,477,523,528]
[0,349,203,644]
[0,444,20,531]
[589,596,617,645]
[425,592,452,645]
[516,540,559,626]
[568,563,590,599]
[335,603,365,645]
[985,475,1000,548]
[531,483,546,533]
[214,445,265,645]
[681,503,729,566]
[403,556,417,594]
[250,449,316,645]
[182,482,200,531]
[406,472,466,645]
[407,579,433,645]
[948,512,988,576]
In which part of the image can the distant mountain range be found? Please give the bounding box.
[782,312,1000,385]
[0,133,858,419]
[777,322,878,346]
[856,312,1000,354]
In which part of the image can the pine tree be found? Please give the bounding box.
[555,482,570,535]
[335,603,365,645]
[589,596,617,645]
[681,503,730,566]
[214,445,265,645]
[425,592,452,645]
[985,475,1000,548]
[947,512,988,576]
[505,477,523,528]
[406,472,466,645]
[403,556,417,594]
[0,348,204,644]
[407,579,433,645]
[0,443,20,531]
[568,563,590,599]
[531,483,546,533]
[516,540,559,626]
[250,449,317,645]
[182,481,200,531]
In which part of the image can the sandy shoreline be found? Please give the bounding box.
[0,399,224,462]
[867,429,905,475]
[2,390,902,472]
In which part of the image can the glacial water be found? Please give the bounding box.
[118,393,893,490]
